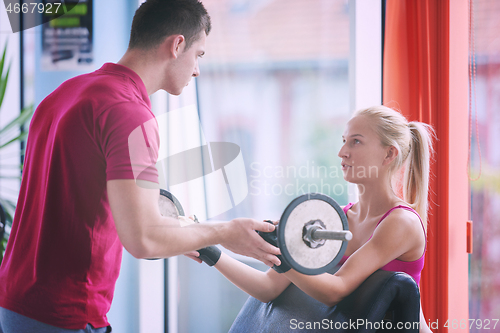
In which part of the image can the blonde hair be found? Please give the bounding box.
[353,106,435,225]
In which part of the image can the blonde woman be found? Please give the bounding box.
[193,106,434,333]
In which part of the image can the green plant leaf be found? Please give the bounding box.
[0,131,29,149]
[0,43,6,80]
[0,41,27,265]
[0,65,11,108]
[0,197,15,224]
[0,105,33,138]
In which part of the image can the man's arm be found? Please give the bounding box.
[107,179,281,267]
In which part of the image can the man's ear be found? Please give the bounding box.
[383,146,399,166]
[162,34,186,59]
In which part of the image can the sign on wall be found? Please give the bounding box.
[41,0,93,71]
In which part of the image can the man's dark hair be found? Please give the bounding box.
[129,0,211,50]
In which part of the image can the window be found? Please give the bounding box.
[139,1,383,332]
[173,0,354,331]
[469,0,500,330]
[0,10,22,206]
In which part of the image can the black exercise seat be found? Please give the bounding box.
[229,270,420,333]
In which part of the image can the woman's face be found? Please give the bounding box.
[338,115,390,184]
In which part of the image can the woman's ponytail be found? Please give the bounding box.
[353,106,435,226]
[404,122,435,226]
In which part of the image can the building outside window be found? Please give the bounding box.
[174,1,352,332]
[468,0,500,329]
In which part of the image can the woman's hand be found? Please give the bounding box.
[183,250,202,263]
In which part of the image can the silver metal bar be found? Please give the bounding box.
[311,229,352,241]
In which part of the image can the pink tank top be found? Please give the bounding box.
[338,203,426,284]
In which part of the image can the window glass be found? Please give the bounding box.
[468,0,500,330]
[199,0,351,221]
[175,1,351,332]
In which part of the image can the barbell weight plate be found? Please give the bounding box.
[147,190,186,260]
[278,193,349,275]
[157,190,221,266]
[158,189,185,218]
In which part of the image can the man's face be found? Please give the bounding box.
[165,30,206,95]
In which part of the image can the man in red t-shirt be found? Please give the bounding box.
[0,1,280,332]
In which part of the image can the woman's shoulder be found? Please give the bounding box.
[391,204,422,223]
[384,205,419,221]
[376,205,423,237]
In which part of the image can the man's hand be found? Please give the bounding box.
[218,218,281,267]
[258,220,290,273]
[108,179,281,263]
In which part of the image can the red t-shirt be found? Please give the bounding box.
[0,63,159,329]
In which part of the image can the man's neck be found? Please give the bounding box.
[117,49,161,96]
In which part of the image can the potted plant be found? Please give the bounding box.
[0,42,34,263]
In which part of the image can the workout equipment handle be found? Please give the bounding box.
[311,229,352,241]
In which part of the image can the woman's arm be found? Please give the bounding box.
[283,209,423,307]
[213,252,292,303]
